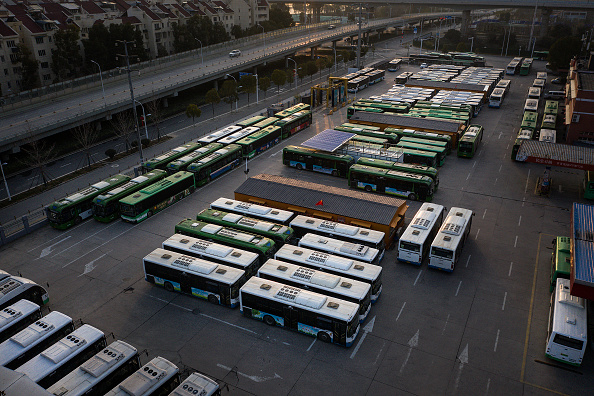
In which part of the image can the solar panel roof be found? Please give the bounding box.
[301,129,355,153]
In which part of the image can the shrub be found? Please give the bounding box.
[130,140,139,148]
[105,149,117,159]
[141,138,151,148]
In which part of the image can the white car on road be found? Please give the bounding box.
[229,49,241,58]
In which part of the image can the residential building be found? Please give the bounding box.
[566,57,594,144]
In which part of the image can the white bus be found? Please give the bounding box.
[198,125,242,145]
[506,58,522,75]
[216,126,259,145]
[143,248,247,308]
[210,197,294,225]
[398,203,446,265]
[0,299,42,344]
[162,234,260,277]
[274,244,382,302]
[169,372,220,396]
[495,79,511,93]
[387,58,402,72]
[239,277,361,347]
[524,98,539,112]
[257,259,372,323]
[16,324,107,389]
[104,356,180,396]
[428,207,473,272]
[289,215,385,259]
[488,88,506,108]
[536,71,548,81]
[0,275,49,310]
[0,269,10,281]
[539,129,557,143]
[0,311,74,370]
[528,87,541,99]
[298,233,381,265]
[47,340,140,396]
[546,278,587,366]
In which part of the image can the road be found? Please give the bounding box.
[1,45,593,395]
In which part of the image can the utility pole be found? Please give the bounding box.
[528,0,538,60]
[356,3,362,70]
[116,39,143,166]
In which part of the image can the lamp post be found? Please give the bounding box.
[134,100,150,139]
[0,161,11,201]
[194,38,203,66]
[90,60,106,108]
[226,73,238,110]
[469,37,474,53]
[287,57,297,89]
[255,73,259,103]
[258,24,265,49]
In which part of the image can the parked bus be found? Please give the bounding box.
[275,244,382,301]
[92,170,167,223]
[217,127,260,145]
[528,87,541,99]
[546,278,587,366]
[387,58,402,72]
[274,110,313,139]
[366,69,385,84]
[196,208,294,246]
[584,171,594,200]
[252,116,280,129]
[496,79,511,93]
[289,215,385,254]
[273,104,311,119]
[119,171,196,223]
[385,127,453,150]
[356,157,439,188]
[541,114,557,130]
[521,111,538,131]
[544,100,559,116]
[348,164,435,202]
[389,147,438,168]
[394,71,413,84]
[550,236,571,293]
[506,57,523,75]
[282,145,355,178]
[347,75,370,93]
[184,144,242,187]
[457,125,484,158]
[143,142,201,171]
[143,248,247,307]
[511,129,534,161]
[488,88,506,108]
[48,174,130,229]
[335,126,399,145]
[524,99,539,113]
[539,129,557,143]
[0,299,42,343]
[398,203,447,265]
[340,123,381,131]
[175,219,276,262]
[198,125,242,145]
[104,356,180,396]
[428,207,473,272]
[162,233,260,277]
[210,197,294,225]
[0,311,74,370]
[47,340,140,396]
[350,135,389,148]
[16,324,107,388]
[298,233,381,265]
[236,125,282,159]
[519,58,533,75]
[0,276,49,310]
[258,259,372,323]
[235,115,267,127]
[239,277,361,346]
[399,136,449,155]
[170,372,220,396]
[166,143,224,174]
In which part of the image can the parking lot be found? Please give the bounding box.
[1,55,593,395]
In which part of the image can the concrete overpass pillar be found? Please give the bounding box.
[162,98,168,108]
[213,80,218,91]
[461,9,471,38]
[253,66,258,75]
[540,8,552,38]
[312,4,322,24]
[311,46,318,59]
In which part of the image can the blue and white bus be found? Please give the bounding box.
[104,356,180,396]
[298,233,381,265]
[428,207,473,272]
[0,299,42,344]
[398,203,446,265]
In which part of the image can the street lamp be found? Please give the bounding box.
[194,38,203,66]
[468,37,474,53]
[255,74,259,103]
[258,24,265,49]
[134,100,150,139]
[0,161,11,201]
[287,57,297,89]
[90,60,106,108]
[226,73,238,110]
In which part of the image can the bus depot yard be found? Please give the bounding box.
[1,55,594,395]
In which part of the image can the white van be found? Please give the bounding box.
[544,90,565,100]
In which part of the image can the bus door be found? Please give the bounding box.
[337,160,349,176]
[283,306,298,329]
[305,155,315,169]
[334,322,345,345]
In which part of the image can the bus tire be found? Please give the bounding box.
[331,170,338,177]
[263,315,276,326]
[318,331,331,343]
[147,211,153,218]
[364,185,372,192]
[164,282,174,292]
[208,294,219,305]
[408,193,417,201]
[296,163,303,170]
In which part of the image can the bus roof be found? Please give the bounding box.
[217,128,259,145]
[349,164,433,184]
[551,278,587,341]
[0,276,44,306]
[0,299,40,332]
[431,207,473,251]
[400,203,446,244]
[197,208,292,239]
[119,171,194,205]
[49,174,130,211]
[236,115,266,127]
[166,144,223,170]
[105,356,178,396]
[186,145,241,171]
[284,145,354,160]
[93,170,167,205]
[289,215,385,244]
[171,372,219,396]
[144,143,200,169]
[210,197,294,223]
[198,126,242,144]
[175,219,275,250]
[356,157,438,175]
[236,126,281,145]
[298,233,379,262]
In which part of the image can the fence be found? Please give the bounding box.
[0,207,48,246]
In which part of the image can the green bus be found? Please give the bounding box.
[48,174,131,230]
[282,145,354,178]
[236,115,267,127]
[399,136,450,154]
[274,104,311,118]
[175,219,276,263]
[521,111,538,131]
[353,101,410,113]
[356,157,439,189]
[395,141,447,166]
[165,143,223,174]
[350,135,389,147]
[196,208,294,245]
[550,236,571,292]
[252,117,279,129]
[541,114,557,130]
[348,164,435,202]
[235,125,282,159]
[186,144,242,186]
[533,50,549,61]
[119,171,196,223]
[457,125,484,159]
[92,170,167,223]
[519,58,533,76]
[383,127,453,150]
[334,126,399,144]
[143,142,201,171]
[274,110,313,139]
[387,147,438,168]
[341,123,381,131]
[347,106,384,119]
[511,129,534,161]
[544,100,559,116]
[585,171,594,200]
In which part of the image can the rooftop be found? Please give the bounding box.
[577,70,594,91]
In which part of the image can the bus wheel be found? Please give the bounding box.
[408,193,417,201]
[364,185,372,192]
[147,211,153,218]
[208,295,219,305]
[263,315,276,326]
[164,282,174,292]
[318,331,331,343]
[296,163,303,170]
[331,170,338,177]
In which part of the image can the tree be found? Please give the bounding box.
[231,25,243,39]
[111,111,135,153]
[271,69,287,93]
[443,29,461,44]
[219,80,238,110]
[205,88,221,116]
[259,77,271,98]
[18,45,40,91]
[240,75,257,103]
[52,25,82,82]
[549,36,581,71]
[456,42,469,52]
[306,61,318,81]
[316,58,327,78]
[186,104,201,123]
[268,4,294,29]
[20,131,56,188]
[172,16,230,54]
[72,122,99,169]
[297,66,307,83]
[83,24,112,71]
[147,98,164,141]
[286,69,294,86]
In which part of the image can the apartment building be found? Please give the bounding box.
[565,58,594,144]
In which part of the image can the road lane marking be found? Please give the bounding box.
[78,252,110,277]
[494,329,500,352]
[306,339,316,351]
[38,236,72,259]
[509,262,513,277]
[502,292,507,311]
[514,236,518,247]
[475,228,480,240]
[442,314,450,335]
[466,255,471,268]
[60,163,71,168]
[413,270,422,286]
[455,281,462,296]
[350,316,375,359]
[54,220,121,259]
[216,364,282,382]
[518,216,522,226]
[483,209,487,219]
[399,329,419,373]
[395,302,406,322]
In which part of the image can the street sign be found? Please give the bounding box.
[239,72,252,78]
[446,16,452,19]
[413,27,417,34]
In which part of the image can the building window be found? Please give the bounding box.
[35,36,44,44]
[41,62,49,69]
[12,67,21,74]
[572,114,580,123]
[38,49,46,57]
[49,36,52,42]
[7,40,15,48]
[43,74,51,81]
[4,69,8,76]
[0,55,4,62]
[9,54,18,63]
